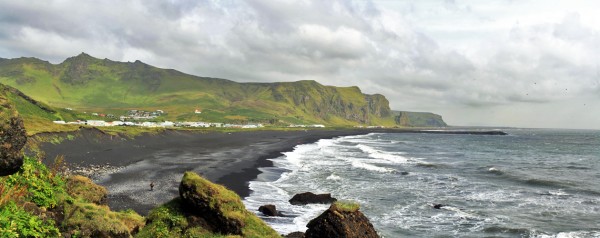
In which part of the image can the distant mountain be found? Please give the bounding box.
[0,53,446,127]
[392,110,447,127]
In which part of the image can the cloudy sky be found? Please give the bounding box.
[1,0,599,129]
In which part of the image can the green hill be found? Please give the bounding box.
[0,53,446,127]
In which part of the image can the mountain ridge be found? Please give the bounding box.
[0,53,446,127]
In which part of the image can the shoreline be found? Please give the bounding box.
[38,128,505,215]
[39,128,375,215]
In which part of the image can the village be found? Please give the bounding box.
[53,109,327,129]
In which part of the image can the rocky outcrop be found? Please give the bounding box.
[179,171,244,235]
[258,204,279,216]
[0,87,27,176]
[305,202,378,238]
[178,171,280,237]
[289,192,337,205]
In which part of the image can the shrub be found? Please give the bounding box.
[2,156,68,208]
[0,201,60,237]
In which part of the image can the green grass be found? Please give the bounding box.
[331,201,361,213]
[0,54,403,128]
[62,200,145,237]
[66,175,107,204]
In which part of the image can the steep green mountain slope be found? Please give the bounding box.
[0,53,445,127]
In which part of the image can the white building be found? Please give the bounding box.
[87,120,107,127]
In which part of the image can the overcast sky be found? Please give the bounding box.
[1,0,599,129]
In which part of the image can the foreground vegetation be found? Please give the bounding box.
[0,156,281,237]
[0,156,144,237]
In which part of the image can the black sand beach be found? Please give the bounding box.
[39,128,504,215]
[40,128,374,215]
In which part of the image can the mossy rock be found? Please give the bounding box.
[0,86,27,176]
[178,171,280,237]
[66,175,108,204]
[62,201,145,238]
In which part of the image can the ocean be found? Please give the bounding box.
[243,129,600,237]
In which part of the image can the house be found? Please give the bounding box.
[108,121,125,126]
[161,121,175,127]
[87,120,107,127]
[194,109,202,114]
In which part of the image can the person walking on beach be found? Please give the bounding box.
[150,182,154,191]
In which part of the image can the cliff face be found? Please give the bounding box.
[0,85,27,176]
[394,111,447,127]
[268,81,392,124]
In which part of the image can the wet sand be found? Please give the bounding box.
[40,128,373,215]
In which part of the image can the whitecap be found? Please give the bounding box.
[351,160,394,173]
[326,174,342,181]
[356,144,410,164]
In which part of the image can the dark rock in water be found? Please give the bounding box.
[0,91,27,176]
[433,204,445,209]
[289,192,337,205]
[259,204,279,216]
[400,171,409,175]
[305,202,378,238]
[179,172,244,235]
[285,231,306,238]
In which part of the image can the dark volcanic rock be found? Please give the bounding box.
[0,90,27,176]
[285,231,306,238]
[305,202,378,238]
[289,192,337,205]
[259,204,279,216]
[179,171,243,235]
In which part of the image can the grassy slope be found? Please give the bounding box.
[0,53,397,126]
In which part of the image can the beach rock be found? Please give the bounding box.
[0,91,27,176]
[285,231,306,238]
[289,192,337,205]
[259,204,279,216]
[305,202,378,238]
[179,171,244,235]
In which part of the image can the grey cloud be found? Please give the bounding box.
[0,0,599,128]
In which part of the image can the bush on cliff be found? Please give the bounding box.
[1,156,68,208]
[0,201,60,237]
